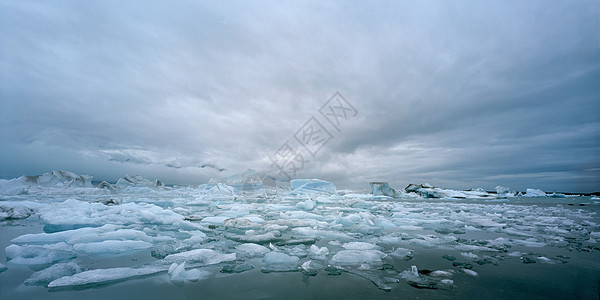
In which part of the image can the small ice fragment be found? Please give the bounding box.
[389,248,413,260]
[463,269,478,277]
[0,263,7,273]
[430,270,453,278]
[168,262,209,286]
[308,245,329,260]
[358,264,371,270]
[301,260,312,271]
[537,256,553,264]
[439,279,454,288]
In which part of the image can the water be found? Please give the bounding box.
[1,193,599,299]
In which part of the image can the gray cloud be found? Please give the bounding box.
[0,0,598,192]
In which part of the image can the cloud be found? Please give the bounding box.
[0,0,598,192]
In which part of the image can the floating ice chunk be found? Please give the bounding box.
[460,252,479,259]
[0,205,34,220]
[3,186,29,196]
[470,218,505,227]
[48,266,165,288]
[223,218,262,229]
[37,200,197,230]
[439,279,454,288]
[369,182,400,198]
[95,181,116,192]
[12,224,121,244]
[331,250,386,265]
[430,270,453,278]
[296,199,316,211]
[168,262,209,286]
[73,240,153,256]
[409,239,436,249]
[261,252,299,272]
[308,245,329,260]
[25,262,81,286]
[495,186,510,196]
[201,216,230,226]
[389,248,413,260]
[463,269,478,276]
[507,251,523,257]
[404,184,496,199]
[287,245,308,257]
[301,260,312,271]
[225,231,281,244]
[204,183,237,196]
[536,256,554,264]
[5,244,75,265]
[513,238,546,248]
[221,263,255,274]
[342,242,381,250]
[225,169,263,191]
[523,188,547,197]
[236,243,270,257]
[165,249,236,265]
[291,227,351,240]
[68,228,172,244]
[116,175,160,188]
[290,179,336,195]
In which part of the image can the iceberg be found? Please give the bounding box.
[116,175,162,188]
[523,188,547,197]
[405,183,496,199]
[290,179,336,195]
[225,169,263,191]
[0,170,92,194]
[369,182,400,198]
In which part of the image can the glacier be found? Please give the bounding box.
[0,170,598,298]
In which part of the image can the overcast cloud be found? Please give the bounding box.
[1,0,598,192]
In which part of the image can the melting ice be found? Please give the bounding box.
[0,170,598,295]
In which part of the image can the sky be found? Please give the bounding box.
[1,0,599,192]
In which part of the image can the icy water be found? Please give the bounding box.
[1,184,599,299]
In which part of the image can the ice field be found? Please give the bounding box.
[1,170,599,299]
